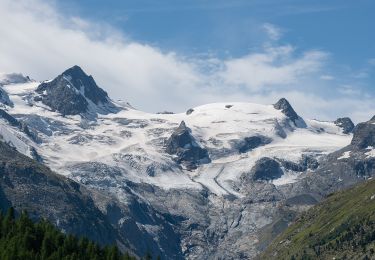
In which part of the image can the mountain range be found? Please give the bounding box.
[0,66,373,259]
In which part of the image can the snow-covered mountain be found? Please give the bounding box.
[0,66,363,259]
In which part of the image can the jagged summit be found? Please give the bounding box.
[166,120,210,170]
[60,65,109,105]
[273,98,299,121]
[176,120,188,133]
[334,117,355,134]
[273,98,305,127]
[35,65,119,117]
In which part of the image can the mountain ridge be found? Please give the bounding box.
[0,65,371,259]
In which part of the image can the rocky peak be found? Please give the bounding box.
[351,121,375,149]
[60,65,109,105]
[166,121,210,170]
[274,98,305,127]
[176,120,188,133]
[166,121,193,153]
[274,98,299,121]
[35,66,117,117]
[334,117,355,134]
[371,115,375,121]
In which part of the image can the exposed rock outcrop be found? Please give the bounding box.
[250,157,284,181]
[237,135,272,154]
[0,87,13,107]
[186,108,194,115]
[0,108,39,142]
[279,155,319,172]
[350,121,375,149]
[334,117,355,134]
[166,121,210,170]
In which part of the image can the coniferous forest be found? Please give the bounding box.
[0,207,136,260]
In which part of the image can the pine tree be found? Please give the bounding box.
[0,207,138,260]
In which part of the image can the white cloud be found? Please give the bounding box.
[0,0,374,122]
[263,23,282,41]
[220,46,328,90]
[338,85,361,96]
[320,74,334,80]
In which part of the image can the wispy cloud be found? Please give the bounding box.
[263,23,282,41]
[220,46,328,90]
[320,75,334,80]
[338,85,362,96]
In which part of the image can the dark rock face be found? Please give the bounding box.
[156,111,174,114]
[274,98,299,122]
[351,121,375,149]
[301,155,319,170]
[237,136,272,154]
[274,120,287,139]
[279,160,305,172]
[186,108,194,115]
[0,109,39,142]
[279,155,319,172]
[0,87,13,107]
[250,157,283,181]
[0,108,18,126]
[274,98,305,127]
[166,121,210,169]
[371,115,375,121]
[36,66,116,116]
[335,117,355,134]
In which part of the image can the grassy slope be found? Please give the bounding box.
[260,179,375,260]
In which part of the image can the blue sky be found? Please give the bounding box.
[0,0,374,121]
[57,0,374,64]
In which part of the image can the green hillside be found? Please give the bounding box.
[260,179,375,260]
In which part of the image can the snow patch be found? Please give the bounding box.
[365,147,375,158]
[338,151,351,160]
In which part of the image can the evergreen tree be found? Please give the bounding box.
[0,207,138,260]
